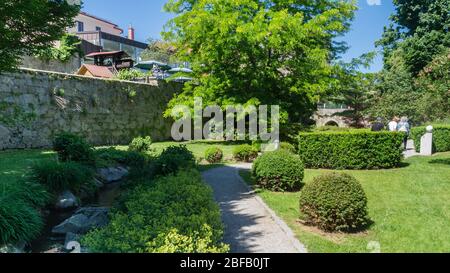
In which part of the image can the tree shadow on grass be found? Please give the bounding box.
[429,158,450,166]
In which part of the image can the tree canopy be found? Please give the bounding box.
[0,0,80,72]
[163,0,356,123]
[377,0,450,75]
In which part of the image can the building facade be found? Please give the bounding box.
[67,12,147,62]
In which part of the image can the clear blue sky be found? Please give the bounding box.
[82,0,395,72]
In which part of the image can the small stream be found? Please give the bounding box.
[28,182,123,253]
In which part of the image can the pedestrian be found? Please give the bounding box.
[371,117,385,132]
[388,116,399,132]
[397,117,411,150]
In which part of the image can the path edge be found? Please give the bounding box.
[231,165,308,254]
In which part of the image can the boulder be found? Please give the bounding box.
[55,190,80,210]
[52,214,89,235]
[52,207,109,235]
[96,166,128,184]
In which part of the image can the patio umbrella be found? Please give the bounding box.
[135,60,171,71]
[168,67,193,73]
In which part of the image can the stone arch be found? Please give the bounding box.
[325,120,339,127]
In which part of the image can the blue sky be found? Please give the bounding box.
[82,0,395,72]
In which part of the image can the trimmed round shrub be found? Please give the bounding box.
[233,144,258,162]
[252,150,304,191]
[299,173,369,232]
[53,132,96,165]
[129,136,153,153]
[155,145,196,175]
[30,161,95,194]
[280,142,296,153]
[205,147,224,163]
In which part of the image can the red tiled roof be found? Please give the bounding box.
[77,64,114,78]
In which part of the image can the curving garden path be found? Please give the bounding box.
[202,164,307,253]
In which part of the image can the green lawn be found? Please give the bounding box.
[0,140,238,186]
[240,153,450,253]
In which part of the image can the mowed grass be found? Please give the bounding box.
[240,153,450,253]
[0,150,57,192]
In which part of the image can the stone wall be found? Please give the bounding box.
[20,55,83,74]
[0,68,180,150]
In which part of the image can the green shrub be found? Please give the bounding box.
[82,169,228,253]
[0,180,50,244]
[30,161,95,195]
[280,142,296,153]
[411,125,450,153]
[205,147,224,163]
[0,197,44,245]
[95,148,149,168]
[233,144,258,162]
[299,173,370,232]
[154,145,196,175]
[128,136,153,153]
[53,132,96,165]
[298,131,404,169]
[252,150,304,191]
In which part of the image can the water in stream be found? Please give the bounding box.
[28,182,122,253]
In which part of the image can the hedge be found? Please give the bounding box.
[411,125,450,153]
[298,131,404,169]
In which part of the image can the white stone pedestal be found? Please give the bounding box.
[420,126,433,156]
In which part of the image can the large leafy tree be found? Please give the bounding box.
[0,0,80,72]
[377,0,450,75]
[140,38,177,64]
[163,0,356,123]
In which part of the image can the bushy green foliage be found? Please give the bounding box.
[411,125,450,153]
[233,145,258,162]
[128,136,153,153]
[299,173,369,232]
[82,169,228,253]
[146,225,228,253]
[280,142,296,154]
[252,150,304,192]
[0,197,44,245]
[30,161,94,195]
[154,145,196,175]
[204,147,223,163]
[163,0,356,124]
[298,131,404,169]
[0,0,80,71]
[0,180,50,244]
[36,34,83,62]
[116,69,148,81]
[53,132,96,166]
[95,148,149,168]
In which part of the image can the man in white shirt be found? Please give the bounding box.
[388,117,399,132]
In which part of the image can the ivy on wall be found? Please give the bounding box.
[0,102,37,127]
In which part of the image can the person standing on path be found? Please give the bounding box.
[371,117,385,132]
[389,116,399,132]
[397,117,411,150]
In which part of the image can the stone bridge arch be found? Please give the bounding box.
[313,108,348,128]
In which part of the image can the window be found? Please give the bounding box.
[96,26,101,31]
[77,21,84,32]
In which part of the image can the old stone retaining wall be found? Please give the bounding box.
[0,68,180,150]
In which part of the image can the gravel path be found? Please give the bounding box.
[202,164,307,253]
